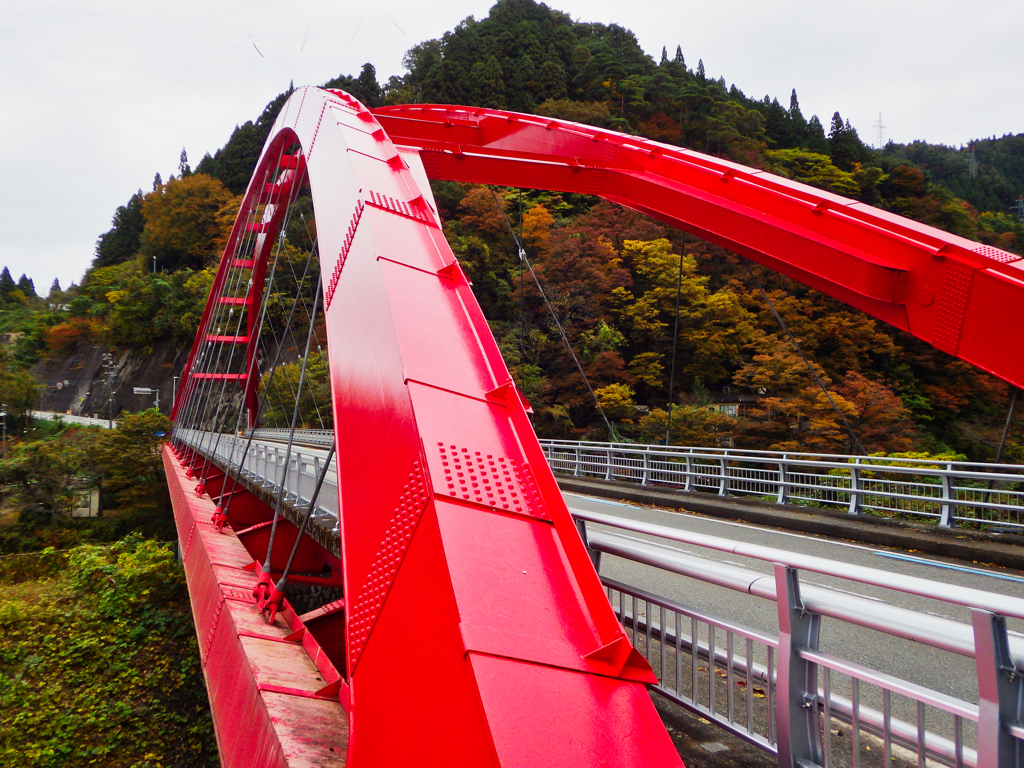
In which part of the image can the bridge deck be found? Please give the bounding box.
[176,428,340,556]
[164,446,349,766]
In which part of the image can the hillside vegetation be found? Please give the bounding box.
[0,536,217,767]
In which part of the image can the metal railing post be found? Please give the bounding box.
[605,449,613,481]
[972,609,1024,768]
[848,458,863,516]
[939,464,956,527]
[777,454,789,505]
[575,519,601,571]
[719,455,729,496]
[642,450,650,486]
[684,454,693,492]
[774,564,824,768]
[574,447,581,477]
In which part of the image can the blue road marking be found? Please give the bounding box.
[876,551,1024,584]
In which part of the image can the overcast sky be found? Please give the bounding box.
[1,0,1021,293]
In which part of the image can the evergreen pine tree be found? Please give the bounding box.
[49,278,61,297]
[0,267,15,299]
[94,192,145,268]
[477,55,508,109]
[787,88,808,143]
[178,148,191,177]
[828,111,845,140]
[16,275,35,298]
[356,63,382,107]
[660,46,668,65]
[696,58,705,80]
[789,89,802,118]
[674,45,685,67]
[536,57,567,101]
[806,115,830,155]
[153,172,162,191]
[828,112,867,170]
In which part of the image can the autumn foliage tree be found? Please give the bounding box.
[140,174,237,271]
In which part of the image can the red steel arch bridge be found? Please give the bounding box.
[166,87,1024,767]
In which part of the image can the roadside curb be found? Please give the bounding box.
[556,476,1024,571]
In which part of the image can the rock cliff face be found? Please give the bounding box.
[33,342,190,417]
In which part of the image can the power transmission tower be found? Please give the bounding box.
[969,144,979,179]
[874,113,886,150]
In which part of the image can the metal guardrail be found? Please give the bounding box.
[572,509,1024,768]
[248,427,335,447]
[176,429,338,529]
[543,440,1024,530]
[175,429,1024,766]
[31,410,117,429]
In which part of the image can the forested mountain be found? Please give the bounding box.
[2,0,1021,462]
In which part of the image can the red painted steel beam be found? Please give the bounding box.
[371,104,1024,392]
[164,447,349,766]
[173,87,682,766]
[171,143,305,422]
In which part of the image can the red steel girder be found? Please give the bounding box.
[371,104,1024,392]
[164,448,349,766]
[173,87,681,766]
[171,132,305,424]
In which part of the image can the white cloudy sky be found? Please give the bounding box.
[1,0,1021,292]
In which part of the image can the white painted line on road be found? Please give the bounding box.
[876,551,1024,584]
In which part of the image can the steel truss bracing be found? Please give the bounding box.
[169,88,1024,767]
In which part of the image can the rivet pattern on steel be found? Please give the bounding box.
[348,461,430,665]
[437,443,548,520]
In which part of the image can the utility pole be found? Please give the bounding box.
[101,353,116,429]
[0,405,6,488]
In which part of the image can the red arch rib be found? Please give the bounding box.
[174,87,683,766]
[372,103,1024,392]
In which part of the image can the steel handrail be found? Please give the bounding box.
[176,429,339,526]
[575,512,1021,768]
[544,439,1024,474]
[575,508,1024,622]
[545,440,1024,528]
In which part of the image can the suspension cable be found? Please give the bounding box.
[214,233,292,513]
[191,149,302,478]
[263,440,337,623]
[488,188,617,441]
[218,242,319,522]
[258,272,323,602]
